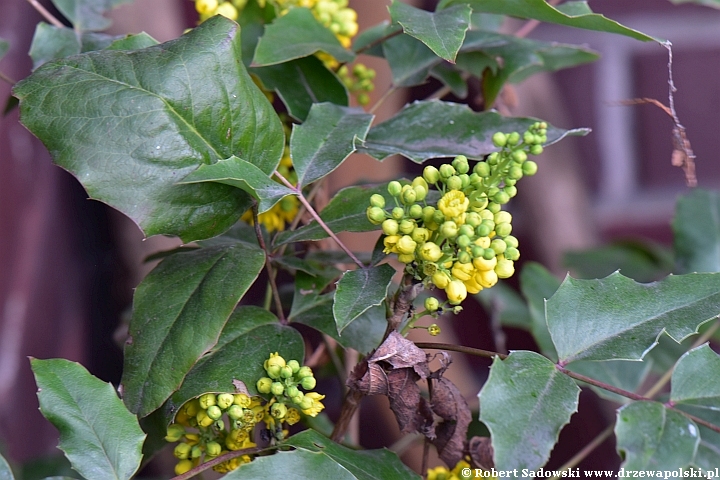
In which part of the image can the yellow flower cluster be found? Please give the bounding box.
[368,124,546,310]
[257,352,326,421]
[427,459,474,480]
[194,0,245,21]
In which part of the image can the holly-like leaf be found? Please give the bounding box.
[180,156,295,214]
[358,101,589,163]
[334,264,395,333]
[519,262,559,360]
[382,32,439,87]
[121,240,265,417]
[389,1,471,63]
[615,401,699,469]
[673,189,720,274]
[547,272,720,364]
[291,103,373,188]
[252,56,348,121]
[677,407,720,470]
[252,7,354,66]
[31,358,145,480]
[352,22,400,56]
[29,24,80,68]
[0,452,13,480]
[273,184,389,246]
[51,0,132,31]
[15,16,284,242]
[225,429,419,479]
[436,0,658,42]
[164,307,304,422]
[564,240,673,283]
[568,360,652,403]
[479,351,580,470]
[105,32,158,51]
[671,344,720,410]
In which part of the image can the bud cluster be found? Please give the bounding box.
[194,0,245,21]
[427,458,472,480]
[367,123,546,308]
[337,63,376,106]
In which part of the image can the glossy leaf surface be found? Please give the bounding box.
[15,16,284,242]
[52,0,132,31]
[121,241,265,417]
[479,351,579,470]
[334,264,395,333]
[671,344,720,410]
[31,358,145,480]
[547,272,720,364]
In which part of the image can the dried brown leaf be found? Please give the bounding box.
[431,377,471,467]
[468,436,494,469]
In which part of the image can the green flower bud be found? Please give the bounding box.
[413,184,428,202]
[490,238,507,254]
[476,223,492,238]
[409,204,423,219]
[471,245,485,258]
[459,174,471,189]
[511,149,527,163]
[432,209,446,225]
[401,187,417,205]
[206,441,222,457]
[198,393,217,409]
[411,227,430,244]
[257,377,273,394]
[388,180,402,197]
[301,376,317,390]
[522,160,538,175]
[504,235,519,248]
[446,175,462,191]
[396,235,417,255]
[423,165,440,184]
[370,194,385,208]
[271,403,288,420]
[504,247,520,261]
[287,359,301,374]
[474,162,490,177]
[297,366,314,379]
[523,131,535,144]
[367,206,385,224]
[507,132,520,146]
[504,185,517,198]
[382,219,399,236]
[191,445,202,459]
[487,202,501,214]
[412,176,428,191]
[280,365,294,379]
[271,382,285,396]
[392,207,405,220]
[441,221,458,238]
[428,324,441,336]
[422,206,436,222]
[495,258,515,278]
[217,393,234,410]
[493,191,510,205]
[165,423,185,442]
[267,364,282,379]
[425,297,440,312]
[482,248,496,261]
[465,212,482,227]
[439,164,456,179]
[227,405,243,420]
[207,405,222,420]
[494,211,511,224]
[457,235,472,249]
[452,155,469,174]
[196,409,214,427]
[399,219,415,235]
[529,145,543,156]
[492,132,507,148]
[419,242,443,262]
[286,385,299,398]
[508,165,523,180]
[458,251,472,264]
[458,224,474,238]
[300,397,314,411]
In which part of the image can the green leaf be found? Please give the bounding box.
[29,24,80,68]
[389,1,471,63]
[382,32,439,87]
[567,360,652,403]
[291,103,374,188]
[224,429,420,479]
[358,100,589,163]
[273,184,388,246]
[678,407,720,470]
[430,64,468,99]
[673,189,720,274]
[252,7,354,66]
[436,0,658,42]
[547,272,720,364]
[479,351,580,470]
[121,240,266,417]
[31,358,145,480]
[474,282,531,330]
[51,0,132,31]
[252,56,348,121]
[669,0,720,8]
[165,307,304,420]
[615,401,699,469]
[180,156,295,214]
[563,240,673,283]
[470,12,504,31]
[333,264,395,333]
[15,16,284,242]
[519,262,559,360]
[352,22,400,56]
[671,344,720,410]
[105,32,159,51]
[238,0,277,66]
[0,452,13,480]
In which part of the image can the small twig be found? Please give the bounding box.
[331,388,364,442]
[27,0,65,28]
[324,335,346,388]
[354,27,402,55]
[170,445,266,480]
[0,71,16,86]
[274,170,365,269]
[305,341,326,368]
[252,203,286,324]
[513,0,562,39]
[415,342,507,360]
[549,424,614,480]
[369,85,397,114]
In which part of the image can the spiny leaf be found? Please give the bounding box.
[252,7,354,66]
[15,16,284,242]
[671,344,720,410]
[436,0,658,42]
[358,100,589,163]
[31,358,145,480]
[389,1,471,62]
[479,351,580,470]
[615,401,699,469]
[291,103,373,188]
[547,272,720,364]
[519,262,559,360]
[333,264,395,333]
[121,240,265,417]
[180,156,296,214]
[382,32,439,87]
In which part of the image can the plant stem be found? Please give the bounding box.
[253,203,286,324]
[354,27,402,55]
[369,85,397,114]
[170,445,266,480]
[513,0,562,38]
[549,423,614,480]
[274,170,365,269]
[27,0,65,27]
[0,71,16,86]
[415,342,507,360]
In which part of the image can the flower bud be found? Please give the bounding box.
[411,227,430,244]
[271,403,288,420]
[511,150,527,163]
[490,238,507,254]
[396,235,417,255]
[412,176,428,192]
[280,365,294,379]
[369,194,385,208]
[523,160,538,175]
[428,324,441,336]
[301,376,317,390]
[495,258,515,278]
[286,385,299,398]
[473,256,497,272]
[271,382,285,396]
[233,393,251,408]
[206,441,222,457]
[423,165,440,184]
[287,359,301,374]
[446,175,462,191]
[474,162,490,177]
[409,204,423,219]
[446,280,467,305]
[425,297,440,312]
[382,219,399,236]
[207,405,222,420]
[175,459,193,475]
[401,187,416,205]
[441,221,458,238]
[493,191,510,205]
[452,155,469,174]
[196,409,214,427]
[165,423,185,442]
[367,206,385,224]
[505,247,520,261]
[191,445,202,458]
[507,132,521,146]
[297,366,314,379]
[439,163,456,179]
[399,219,415,235]
[388,180,402,196]
[419,242,442,262]
[529,145,543,156]
[227,405,243,420]
[398,253,415,264]
[413,184,428,202]
[495,222,512,237]
[257,377,272,394]
[391,207,405,220]
[477,269,499,288]
[198,393,216,410]
[217,393,234,410]
[492,132,507,147]
[432,271,450,289]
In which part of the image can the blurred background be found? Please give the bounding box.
[1,0,719,475]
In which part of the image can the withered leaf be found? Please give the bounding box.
[468,436,494,469]
[431,377,471,467]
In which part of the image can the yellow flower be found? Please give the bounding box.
[302,392,326,417]
[383,235,401,254]
[445,280,467,305]
[432,271,450,289]
[215,1,238,19]
[464,275,483,294]
[451,261,474,282]
[175,459,193,476]
[396,235,417,255]
[438,190,469,220]
[195,0,218,15]
[419,242,442,262]
[476,269,498,288]
[475,236,491,248]
[473,256,497,272]
[495,258,515,278]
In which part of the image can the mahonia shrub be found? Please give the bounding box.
[5,0,720,478]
